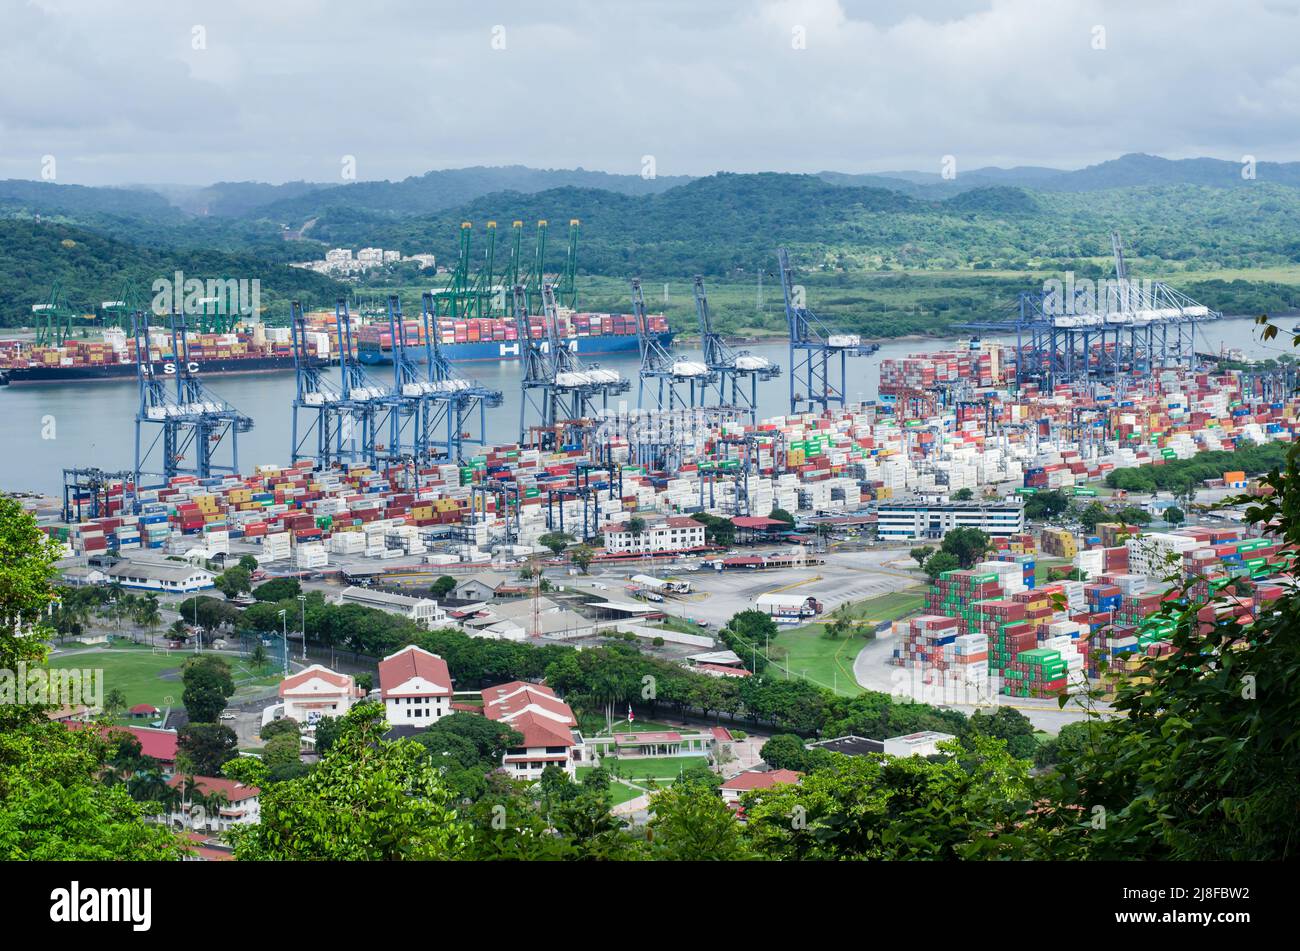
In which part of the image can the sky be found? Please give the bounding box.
[3,0,1300,186]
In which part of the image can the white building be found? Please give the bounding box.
[167,775,260,832]
[378,645,453,728]
[876,498,1025,541]
[1125,532,1201,580]
[336,585,446,629]
[882,731,957,758]
[102,559,215,593]
[277,665,364,728]
[481,681,584,779]
[602,516,706,555]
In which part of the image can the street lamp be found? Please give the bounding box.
[276,609,289,677]
[297,594,307,662]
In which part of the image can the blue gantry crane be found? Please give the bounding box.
[630,277,714,411]
[694,275,780,424]
[514,282,628,447]
[776,247,880,416]
[131,310,253,507]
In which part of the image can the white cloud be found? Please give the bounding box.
[1,0,1297,184]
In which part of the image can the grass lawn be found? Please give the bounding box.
[769,587,927,695]
[46,648,280,722]
[595,755,710,782]
[577,715,680,736]
[1034,558,1072,583]
[655,616,709,636]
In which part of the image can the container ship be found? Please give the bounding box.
[0,326,329,386]
[354,311,673,366]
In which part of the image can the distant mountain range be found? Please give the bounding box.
[6,152,1298,230]
[3,153,1300,332]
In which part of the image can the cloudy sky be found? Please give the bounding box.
[4,0,1300,185]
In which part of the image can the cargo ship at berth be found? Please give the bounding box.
[0,326,328,387]
[354,311,673,366]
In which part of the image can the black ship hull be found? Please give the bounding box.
[0,354,323,386]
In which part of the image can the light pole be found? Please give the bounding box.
[277,609,289,677]
[297,594,307,662]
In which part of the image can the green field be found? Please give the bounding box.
[769,587,927,695]
[46,647,279,722]
[578,754,713,805]
[577,715,679,737]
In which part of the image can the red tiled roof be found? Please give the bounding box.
[721,769,803,791]
[481,681,575,726]
[70,723,179,763]
[731,516,786,529]
[279,664,360,699]
[167,774,260,802]
[129,703,160,714]
[182,832,235,861]
[696,662,752,677]
[379,645,452,698]
[665,517,704,529]
[711,726,734,741]
[505,710,574,748]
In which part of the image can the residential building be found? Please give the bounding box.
[805,735,885,757]
[102,558,215,593]
[720,768,803,807]
[378,645,453,728]
[876,497,1025,541]
[602,516,706,555]
[481,681,583,780]
[69,724,179,776]
[336,585,447,629]
[167,775,261,831]
[277,664,364,727]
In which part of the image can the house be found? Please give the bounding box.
[102,558,216,593]
[730,515,791,544]
[336,586,447,629]
[481,681,584,780]
[452,572,514,602]
[277,664,364,728]
[602,516,707,555]
[129,703,161,720]
[166,775,260,831]
[379,645,453,729]
[720,768,803,808]
[882,731,956,758]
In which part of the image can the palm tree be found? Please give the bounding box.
[135,597,162,647]
[103,688,128,720]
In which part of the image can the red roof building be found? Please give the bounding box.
[480,681,582,780]
[70,723,179,770]
[721,768,803,809]
[379,645,453,729]
[278,664,363,728]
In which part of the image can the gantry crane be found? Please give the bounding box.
[630,278,714,411]
[131,310,253,506]
[514,283,628,446]
[32,283,80,347]
[776,248,880,416]
[694,275,779,424]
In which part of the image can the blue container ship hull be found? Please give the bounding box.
[356,332,672,366]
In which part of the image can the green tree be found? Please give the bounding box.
[570,544,594,574]
[176,723,238,776]
[263,731,302,769]
[647,781,751,860]
[940,527,991,569]
[910,545,933,568]
[231,702,466,860]
[923,550,960,581]
[237,554,260,572]
[430,575,456,599]
[181,654,235,724]
[768,507,795,526]
[951,487,974,501]
[538,532,574,555]
[213,565,252,600]
[253,577,302,602]
[1163,505,1185,526]
[626,516,646,537]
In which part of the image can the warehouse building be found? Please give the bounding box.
[876,497,1025,541]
